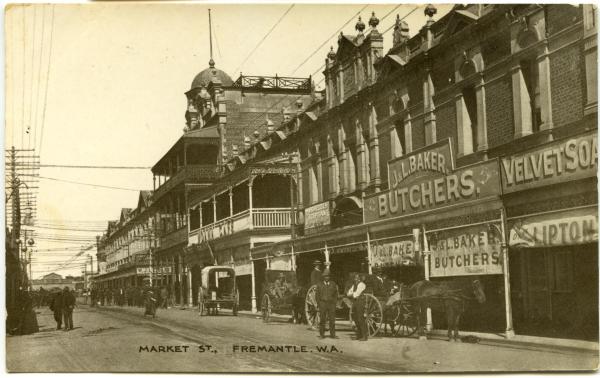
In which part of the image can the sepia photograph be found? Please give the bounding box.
[4,2,599,373]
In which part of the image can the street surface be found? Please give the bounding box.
[6,305,599,373]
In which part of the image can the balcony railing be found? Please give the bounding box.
[232,75,311,92]
[154,164,220,200]
[196,208,291,243]
[158,227,188,250]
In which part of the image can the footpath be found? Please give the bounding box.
[97,303,598,356]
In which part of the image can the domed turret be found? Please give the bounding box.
[190,59,233,89]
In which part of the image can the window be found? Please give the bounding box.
[189,207,200,230]
[393,120,406,158]
[520,59,542,133]
[462,86,478,151]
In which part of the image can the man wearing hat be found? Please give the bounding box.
[315,269,338,339]
[310,260,323,286]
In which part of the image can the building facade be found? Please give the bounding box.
[98,4,597,340]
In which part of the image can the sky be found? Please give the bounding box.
[4,2,452,279]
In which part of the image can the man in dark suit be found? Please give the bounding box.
[315,269,338,339]
[49,290,64,330]
[62,287,76,331]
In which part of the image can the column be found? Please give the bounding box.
[187,267,193,308]
[423,70,437,145]
[511,64,532,138]
[250,241,257,313]
[228,187,233,217]
[455,93,474,156]
[475,78,489,151]
[537,43,554,131]
[248,179,254,230]
[404,116,413,153]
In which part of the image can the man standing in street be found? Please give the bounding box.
[62,287,76,331]
[316,269,338,339]
[347,273,368,341]
[310,260,323,286]
[49,290,63,330]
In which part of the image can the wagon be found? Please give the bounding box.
[260,270,305,323]
[304,273,418,337]
[197,266,239,316]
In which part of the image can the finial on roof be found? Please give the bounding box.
[355,16,366,33]
[369,11,379,29]
[424,4,437,19]
[209,58,215,68]
[327,46,336,60]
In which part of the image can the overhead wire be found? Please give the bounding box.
[240,5,420,135]
[37,4,55,156]
[232,4,295,75]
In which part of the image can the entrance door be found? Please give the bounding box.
[253,260,267,310]
[525,250,552,322]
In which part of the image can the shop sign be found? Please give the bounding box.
[509,207,598,247]
[304,201,331,234]
[428,223,503,277]
[370,238,417,268]
[330,242,366,255]
[387,139,454,188]
[501,131,597,193]
[136,267,152,275]
[365,159,501,223]
[155,266,172,275]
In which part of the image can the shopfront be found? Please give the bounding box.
[364,138,508,335]
[501,131,598,340]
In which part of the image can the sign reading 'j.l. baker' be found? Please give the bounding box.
[387,139,454,188]
[501,131,597,193]
[370,238,417,268]
[364,140,501,223]
[428,223,503,277]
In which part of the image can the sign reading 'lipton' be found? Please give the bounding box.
[364,140,501,223]
[501,131,597,193]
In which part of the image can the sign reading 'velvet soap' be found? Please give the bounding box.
[501,131,597,193]
[364,139,501,223]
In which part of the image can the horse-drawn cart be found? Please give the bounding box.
[261,270,305,323]
[197,266,239,316]
[304,273,419,338]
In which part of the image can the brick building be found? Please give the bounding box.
[99,4,597,340]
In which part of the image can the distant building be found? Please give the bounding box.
[31,273,83,291]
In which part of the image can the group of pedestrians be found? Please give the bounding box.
[90,286,175,308]
[49,287,76,331]
[312,260,370,342]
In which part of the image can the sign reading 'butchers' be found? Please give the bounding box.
[501,131,597,193]
[428,223,503,277]
[364,159,501,222]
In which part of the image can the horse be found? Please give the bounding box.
[409,278,486,341]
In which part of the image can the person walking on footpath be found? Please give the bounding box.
[49,290,64,330]
[310,260,323,286]
[62,287,76,331]
[347,273,368,341]
[160,286,168,309]
[316,269,338,339]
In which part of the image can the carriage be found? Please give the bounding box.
[304,273,419,338]
[197,266,239,316]
[260,270,305,323]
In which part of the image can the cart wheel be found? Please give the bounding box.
[395,301,417,337]
[198,288,205,316]
[364,293,383,337]
[304,285,319,330]
[262,294,271,323]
